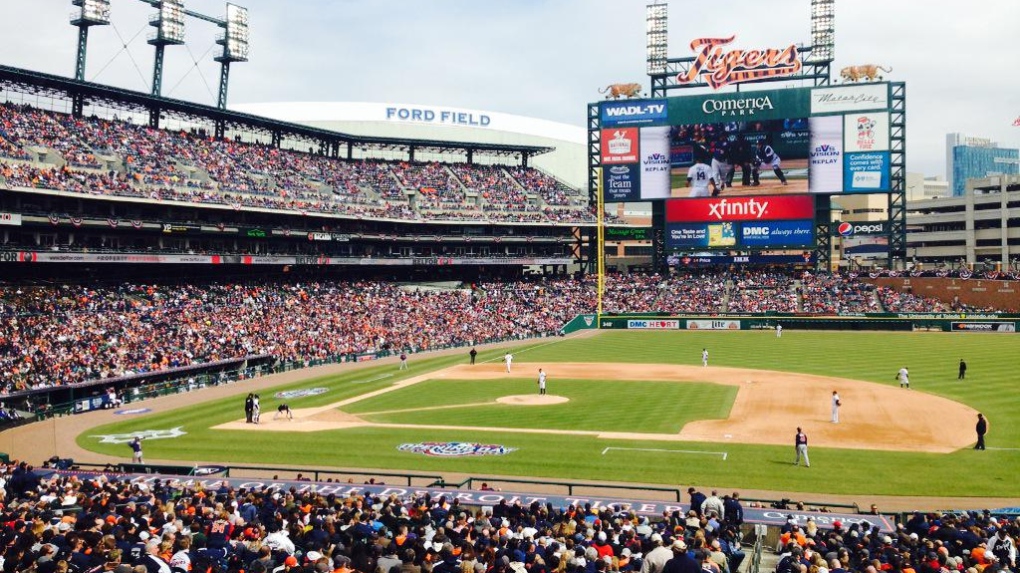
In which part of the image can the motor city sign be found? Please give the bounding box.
[675,35,803,90]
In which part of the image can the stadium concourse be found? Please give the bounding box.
[0,270,996,395]
[0,104,604,225]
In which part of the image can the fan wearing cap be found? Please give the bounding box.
[641,533,673,573]
[663,539,698,573]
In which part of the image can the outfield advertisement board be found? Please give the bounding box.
[687,320,741,330]
[597,84,893,202]
[627,319,681,330]
[951,322,1017,333]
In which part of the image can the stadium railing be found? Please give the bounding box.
[431,476,684,502]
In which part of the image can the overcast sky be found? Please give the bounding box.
[2,0,1018,178]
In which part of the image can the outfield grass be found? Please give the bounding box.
[78,331,1020,498]
[347,378,735,433]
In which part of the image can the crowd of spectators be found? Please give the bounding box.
[2,460,1017,573]
[875,288,951,313]
[800,275,879,314]
[726,272,797,313]
[0,103,596,225]
[0,463,779,573]
[1,270,1010,394]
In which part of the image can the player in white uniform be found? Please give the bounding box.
[897,367,910,389]
[831,390,841,423]
[537,369,547,395]
[702,348,709,367]
[687,161,718,198]
[504,352,513,373]
[776,324,783,338]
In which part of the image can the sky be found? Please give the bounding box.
[1,0,1018,178]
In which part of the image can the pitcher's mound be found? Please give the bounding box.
[496,394,569,406]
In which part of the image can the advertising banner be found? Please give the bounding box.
[666,223,709,248]
[739,219,815,248]
[638,126,672,200]
[604,164,641,202]
[627,319,681,330]
[844,152,891,192]
[601,99,668,127]
[951,322,1017,333]
[687,319,741,330]
[843,236,888,259]
[666,195,815,223]
[601,128,639,164]
[808,116,844,194]
[810,84,889,114]
[667,88,811,124]
[845,112,890,152]
[833,221,889,237]
[0,212,22,226]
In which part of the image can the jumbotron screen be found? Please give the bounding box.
[598,83,893,202]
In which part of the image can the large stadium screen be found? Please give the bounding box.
[599,83,892,202]
[664,195,816,250]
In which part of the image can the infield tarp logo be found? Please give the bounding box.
[114,408,152,416]
[274,387,329,399]
[91,427,187,444]
[398,442,516,457]
[601,99,667,127]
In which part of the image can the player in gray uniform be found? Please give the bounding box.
[752,140,788,186]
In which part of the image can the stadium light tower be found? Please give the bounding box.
[214,2,250,110]
[807,0,835,62]
[69,0,111,81]
[148,0,186,97]
[645,2,668,75]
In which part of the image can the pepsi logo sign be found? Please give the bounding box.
[838,222,854,237]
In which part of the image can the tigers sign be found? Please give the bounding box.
[676,35,803,90]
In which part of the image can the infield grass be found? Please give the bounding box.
[78,330,1020,498]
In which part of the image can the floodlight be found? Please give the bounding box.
[646,2,668,75]
[216,3,250,62]
[808,0,835,63]
[70,0,111,26]
[149,0,186,45]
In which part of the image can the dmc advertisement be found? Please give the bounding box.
[597,83,892,202]
[666,220,813,250]
[627,319,681,330]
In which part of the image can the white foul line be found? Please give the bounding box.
[985,447,1020,451]
[352,373,394,384]
[602,447,728,461]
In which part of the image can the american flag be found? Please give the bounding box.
[1014,116,1020,127]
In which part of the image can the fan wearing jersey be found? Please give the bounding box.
[752,140,788,186]
[687,148,719,198]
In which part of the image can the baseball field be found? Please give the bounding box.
[24,329,1020,502]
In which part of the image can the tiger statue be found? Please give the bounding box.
[839,65,893,82]
[598,83,644,99]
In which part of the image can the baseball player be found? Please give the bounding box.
[831,390,841,423]
[752,140,788,186]
[275,403,293,420]
[710,140,733,193]
[537,369,547,395]
[896,367,910,389]
[794,428,809,467]
[252,393,261,424]
[776,324,783,338]
[399,351,408,370]
[129,436,143,463]
[504,352,513,373]
[702,348,709,367]
[686,149,719,198]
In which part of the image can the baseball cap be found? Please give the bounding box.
[306,551,323,562]
[672,539,687,551]
[284,556,298,567]
[651,533,663,544]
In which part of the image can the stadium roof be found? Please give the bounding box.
[0,65,554,158]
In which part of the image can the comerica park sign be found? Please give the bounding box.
[676,35,803,90]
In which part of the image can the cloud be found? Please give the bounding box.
[1,0,1017,177]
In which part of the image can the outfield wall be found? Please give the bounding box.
[567,313,1020,333]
